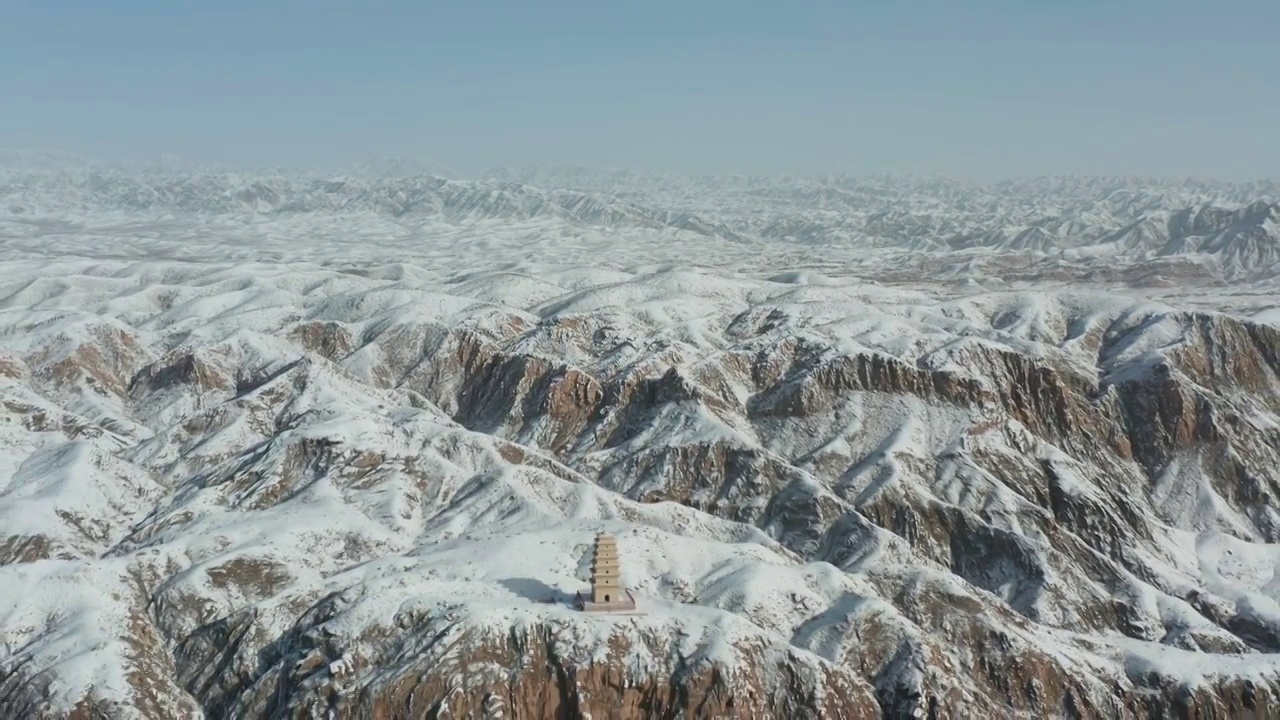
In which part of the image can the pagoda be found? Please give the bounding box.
[576,532,637,612]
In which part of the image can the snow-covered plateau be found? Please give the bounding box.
[2,155,1280,718]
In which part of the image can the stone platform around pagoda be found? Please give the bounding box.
[575,590,638,613]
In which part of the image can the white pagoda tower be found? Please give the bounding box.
[577,532,637,612]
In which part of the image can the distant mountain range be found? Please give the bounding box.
[3,152,1280,279]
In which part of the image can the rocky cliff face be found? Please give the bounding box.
[3,261,1280,719]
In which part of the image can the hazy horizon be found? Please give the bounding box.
[7,147,1280,187]
[3,1,1277,182]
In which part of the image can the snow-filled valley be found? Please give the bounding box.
[2,155,1280,718]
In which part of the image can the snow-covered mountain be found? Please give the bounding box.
[6,156,1280,282]
[486,166,1280,280]
[2,155,1280,718]
[0,174,733,240]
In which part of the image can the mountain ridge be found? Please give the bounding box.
[3,153,1280,717]
[6,157,1279,281]
[2,258,1280,717]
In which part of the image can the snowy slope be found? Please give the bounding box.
[2,156,1280,718]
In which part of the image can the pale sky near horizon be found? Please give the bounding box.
[1,1,1276,181]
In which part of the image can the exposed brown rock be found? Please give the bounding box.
[129,351,234,397]
[289,321,356,362]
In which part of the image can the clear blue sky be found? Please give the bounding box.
[2,1,1276,180]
